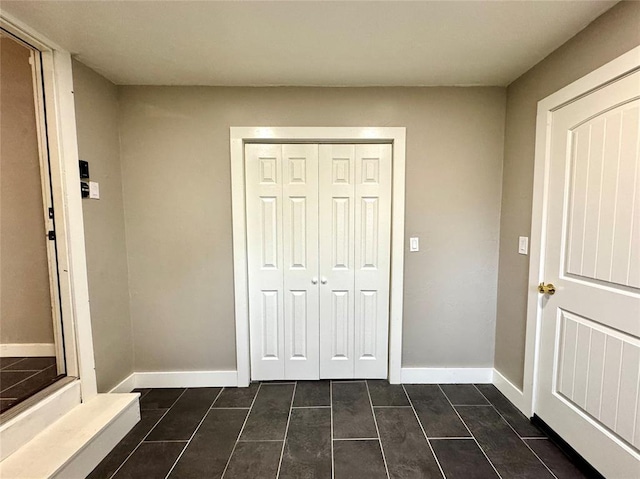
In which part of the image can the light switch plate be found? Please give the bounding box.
[410,237,419,252]
[518,236,528,255]
[89,181,100,199]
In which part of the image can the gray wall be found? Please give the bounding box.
[72,60,134,391]
[117,86,506,373]
[0,35,54,346]
[495,0,640,389]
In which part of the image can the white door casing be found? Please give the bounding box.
[535,69,640,478]
[246,143,392,381]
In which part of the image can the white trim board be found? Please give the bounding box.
[0,343,56,357]
[523,45,640,417]
[230,127,406,387]
[401,368,493,384]
[492,368,526,414]
[109,371,239,392]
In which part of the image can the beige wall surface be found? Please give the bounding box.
[0,36,54,346]
[495,1,640,389]
[72,60,133,391]
[117,86,506,372]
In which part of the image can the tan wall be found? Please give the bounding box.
[495,1,640,388]
[72,60,133,391]
[117,86,506,372]
[0,36,54,346]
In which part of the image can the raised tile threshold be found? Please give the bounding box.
[0,390,139,478]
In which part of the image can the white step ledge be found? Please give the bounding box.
[0,393,139,479]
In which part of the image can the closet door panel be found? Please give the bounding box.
[354,144,392,378]
[282,144,320,379]
[246,144,285,380]
[319,144,356,379]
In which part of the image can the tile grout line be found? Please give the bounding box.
[107,388,188,479]
[0,367,53,394]
[220,382,262,479]
[275,381,297,478]
[0,358,28,371]
[164,387,225,478]
[438,384,503,479]
[472,385,559,479]
[333,437,380,441]
[402,385,448,479]
[330,381,335,479]
[364,380,391,479]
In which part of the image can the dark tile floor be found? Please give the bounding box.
[89,381,588,479]
[0,356,60,413]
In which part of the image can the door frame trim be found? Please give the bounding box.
[230,127,406,387]
[522,46,640,417]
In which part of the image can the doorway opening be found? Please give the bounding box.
[0,30,66,415]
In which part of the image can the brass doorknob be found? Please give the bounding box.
[538,282,556,295]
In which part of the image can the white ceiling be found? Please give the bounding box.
[1,1,617,87]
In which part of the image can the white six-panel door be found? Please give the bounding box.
[245,143,392,380]
[536,70,640,477]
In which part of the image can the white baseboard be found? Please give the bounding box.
[109,370,238,392]
[0,343,56,357]
[401,367,493,384]
[492,368,527,414]
[108,373,137,394]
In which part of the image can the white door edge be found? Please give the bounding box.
[230,127,406,387]
[523,45,640,419]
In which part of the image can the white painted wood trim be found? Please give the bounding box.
[492,368,526,414]
[401,368,493,384]
[0,380,81,461]
[230,127,406,386]
[524,45,640,418]
[108,373,137,394]
[0,393,139,478]
[0,343,56,358]
[134,371,238,389]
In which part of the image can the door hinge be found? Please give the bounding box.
[48,207,54,219]
[48,230,56,241]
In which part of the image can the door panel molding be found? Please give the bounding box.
[231,127,406,386]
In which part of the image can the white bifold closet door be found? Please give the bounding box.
[245,143,391,381]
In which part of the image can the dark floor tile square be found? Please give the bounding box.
[457,406,553,479]
[279,408,331,479]
[3,357,55,371]
[88,409,165,479]
[0,358,26,370]
[293,380,330,407]
[240,383,294,441]
[431,439,498,479]
[224,440,282,479]
[0,366,59,400]
[368,380,410,407]
[333,440,387,479]
[440,384,489,405]
[112,441,186,479]
[213,383,259,408]
[169,408,247,478]
[525,439,588,479]
[375,407,442,478]
[332,381,378,439]
[146,388,221,441]
[139,388,185,410]
[404,385,470,438]
[0,371,37,393]
[475,384,545,437]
